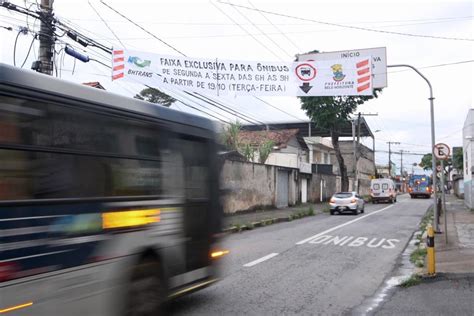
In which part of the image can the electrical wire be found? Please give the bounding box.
[218,1,474,42]
[210,0,284,61]
[229,1,294,59]
[88,0,125,48]
[13,28,22,66]
[248,0,301,52]
[99,0,186,56]
[20,33,36,67]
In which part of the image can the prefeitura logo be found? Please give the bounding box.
[331,64,346,82]
[128,56,151,68]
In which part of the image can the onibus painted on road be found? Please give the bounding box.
[0,64,223,315]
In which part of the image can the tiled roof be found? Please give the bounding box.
[238,129,300,148]
[82,82,105,90]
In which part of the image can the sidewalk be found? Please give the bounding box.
[435,194,474,273]
[374,194,474,315]
[222,202,323,231]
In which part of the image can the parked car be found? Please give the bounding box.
[329,192,365,215]
[370,178,397,203]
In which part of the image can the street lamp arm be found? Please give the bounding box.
[387,63,438,231]
[387,64,433,99]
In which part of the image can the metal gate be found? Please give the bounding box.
[277,170,289,208]
[301,178,308,203]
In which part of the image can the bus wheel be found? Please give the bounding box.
[126,259,164,316]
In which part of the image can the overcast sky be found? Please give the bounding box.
[1,0,472,173]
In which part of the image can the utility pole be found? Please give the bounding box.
[400,149,409,177]
[35,0,55,75]
[353,112,378,192]
[387,141,400,178]
[400,149,409,192]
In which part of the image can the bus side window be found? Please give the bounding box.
[161,135,185,199]
[180,138,210,200]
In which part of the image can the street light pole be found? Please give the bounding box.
[387,64,438,232]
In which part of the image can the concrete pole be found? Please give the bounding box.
[38,0,54,75]
[388,142,391,177]
[441,160,448,243]
[387,64,439,232]
[352,120,356,191]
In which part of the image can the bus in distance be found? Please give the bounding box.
[408,175,432,198]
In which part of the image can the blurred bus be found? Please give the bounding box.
[0,63,224,315]
[408,175,432,198]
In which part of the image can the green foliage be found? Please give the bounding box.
[134,87,175,107]
[241,143,256,162]
[420,153,453,171]
[453,147,463,171]
[222,121,242,151]
[258,140,274,164]
[420,153,433,170]
[410,248,427,264]
[399,275,422,288]
[322,205,331,213]
[307,205,315,216]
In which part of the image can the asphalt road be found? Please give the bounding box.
[168,194,431,315]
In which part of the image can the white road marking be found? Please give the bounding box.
[296,204,395,245]
[243,253,279,267]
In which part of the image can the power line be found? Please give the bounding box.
[228,1,294,59]
[210,0,284,61]
[218,1,474,42]
[87,0,125,48]
[99,0,186,55]
[248,0,301,52]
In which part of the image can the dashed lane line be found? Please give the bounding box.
[243,253,279,267]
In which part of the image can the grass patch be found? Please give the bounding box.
[399,274,422,288]
[306,205,315,216]
[322,204,331,213]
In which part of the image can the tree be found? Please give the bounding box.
[222,121,242,151]
[258,140,274,164]
[419,153,453,171]
[134,87,175,107]
[419,153,433,170]
[298,50,381,191]
[453,147,463,172]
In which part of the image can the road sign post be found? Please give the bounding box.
[434,142,450,242]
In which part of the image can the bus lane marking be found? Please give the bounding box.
[308,235,400,249]
[243,253,279,267]
[296,204,395,245]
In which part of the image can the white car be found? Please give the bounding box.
[329,192,365,215]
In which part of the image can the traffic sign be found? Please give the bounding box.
[296,47,387,88]
[434,143,450,160]
[436,165,442,172]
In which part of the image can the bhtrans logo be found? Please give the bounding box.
[331,64,346,82]
[128,56,152,68]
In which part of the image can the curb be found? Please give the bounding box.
[222,212,318,234]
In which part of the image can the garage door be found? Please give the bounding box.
[277,170,289,208]
[301,178,307,203]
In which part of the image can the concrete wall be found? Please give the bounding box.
[339,141,375,195]
[221,160,275,213]
[463,109,474,209]
[221,160,299,214]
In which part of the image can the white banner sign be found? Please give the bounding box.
[297,47,387,88]
[112,49,372,96]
